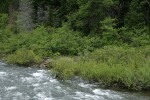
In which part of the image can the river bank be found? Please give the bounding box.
[49,46,150,91]
[1,46,150,91]
[0,62,150,100]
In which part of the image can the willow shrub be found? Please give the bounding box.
[51,46,150,90]
[6,49,42,66]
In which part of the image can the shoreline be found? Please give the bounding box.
[1,46,150,91]
[0,59,150,94]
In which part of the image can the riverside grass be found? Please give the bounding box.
[50,46,150,90]
[6,49,42,66]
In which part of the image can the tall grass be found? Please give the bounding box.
[50,46,150,90]
[6,48,42,66]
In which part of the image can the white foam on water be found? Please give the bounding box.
[37,70,47,73]
[34,87,42,92]
[21,77,35,83]
[31,70,48,81]
[78,82,98,90]
[56,86,61,90]
[72,97,82,100]
[37,93,46,98]
[33,84,40,87]
[15,92,23,96]
[44,98,54,100]
[36,92,54,100]
[85,94,104,100]
[0,72,7,76]
[93,89,123,99]
[49,79,58,83]
[75,91,105,100]
[6,86,17,91]
[75,91,86,99]
[32,72,44,77]
[31,71,47,82]
[93,89,110,96]
[43,82,49,85]
[78,83,92,88]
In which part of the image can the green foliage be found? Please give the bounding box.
[0,13,8,29]
[26,26,52,57]
[0,25,102,58]
[51,46,150,90]
[52,57,77,79]
[6,49,42,66]
[125,0,146,29]
[27,25,99,56]
[0,0,150,48]
[130,27,150,47]
[50,24,95,55]
[0,26,51,57]
[0,14,12,56]
[68,0,113,34]
[100,17,118,45]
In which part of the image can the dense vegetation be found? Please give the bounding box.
[51,46,150,90]
[0,0,150,90]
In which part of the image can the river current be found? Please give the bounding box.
[0,62,149,100]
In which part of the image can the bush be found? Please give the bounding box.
[6,49,42,66]
[0,24,108,58]
[49,24,98,55]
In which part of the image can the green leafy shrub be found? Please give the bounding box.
[6,49,42,66]
[1,25,99,57]
[49,24,98,55]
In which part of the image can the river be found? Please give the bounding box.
[0,62,149,100]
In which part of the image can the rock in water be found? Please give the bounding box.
[40,57,52,68]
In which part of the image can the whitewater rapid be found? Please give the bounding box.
[0,62,149,100]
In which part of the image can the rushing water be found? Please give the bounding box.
[0,62,149,100]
